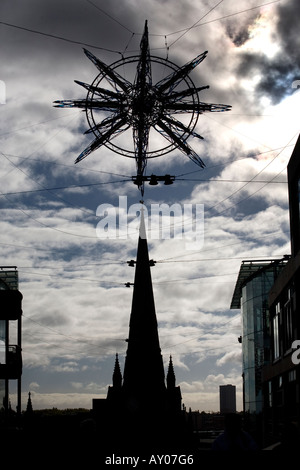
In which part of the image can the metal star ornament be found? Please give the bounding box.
[54,21,231,195]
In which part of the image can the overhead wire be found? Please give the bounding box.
[0,1,281,57]
[1,2,290,278]
[0,20,122,55]
[159,130,297,235]
[2,119,290,235]
[165,0,281,40]
[4,153,132,178]
[124,0,282,53]
[19,266,238,286]
[206,132,297,216]
[168,0,225,48]
[0,175,287,198]
[0,184,98,239]
[158,229,290,262]
[0,112,81,181]
[1,0,289,380]
[0,151,129,217]
[0,155,131,239]
[0,111,81,138]
[177,178,286,184]
[161,314,240,352]
[0,234,286,271]
[84,0,134,34]
[140,162,289,238]
[175,145,295,177]
[23,314,125,354]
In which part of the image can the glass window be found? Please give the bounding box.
[289,369,296,382]
[273,306,280,359]
[284,299,293,351]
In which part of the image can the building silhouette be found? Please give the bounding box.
[93,209,185,452]
[262,134,300,447]
[219,384,236,414]
[0,267,23,421]
[231,135,300,448]
[231,258,288,444]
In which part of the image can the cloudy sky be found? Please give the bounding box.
[1,0,300,413]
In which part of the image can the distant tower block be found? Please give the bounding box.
[219,384,236,414]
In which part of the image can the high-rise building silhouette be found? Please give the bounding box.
[219,384,236,414]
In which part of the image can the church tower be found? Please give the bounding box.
[105,208,182,448]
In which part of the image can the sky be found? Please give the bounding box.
[1,0,300,413]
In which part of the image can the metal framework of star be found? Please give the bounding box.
[54,21,231,195]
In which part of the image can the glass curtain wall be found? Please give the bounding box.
[241,268,280,414]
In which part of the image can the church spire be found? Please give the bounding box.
[112,353,122,389]
[167,355,176,389]
[26,391,33,414]
[122,206,166,403]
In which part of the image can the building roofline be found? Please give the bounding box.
[230,258,289,309]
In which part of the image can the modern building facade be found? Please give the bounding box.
[219,384,236,414]
[231,135,300,447]
[0,267,23,420]
[230,258,288,443]
[261,135,300,446]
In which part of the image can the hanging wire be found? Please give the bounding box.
[0,20,122,55]
[168,0,225,48]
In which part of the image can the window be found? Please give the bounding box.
[273,303,280,360]
[283,290,293,352]
[268,381,272,407]
[289,369,296,382]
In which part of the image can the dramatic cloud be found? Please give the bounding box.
[233,1,300,105]
[1,0,299,413]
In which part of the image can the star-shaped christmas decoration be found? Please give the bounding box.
[54,21,231,195]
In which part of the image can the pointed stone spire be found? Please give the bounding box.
[122,205,166,404]
[167,355,176,389]
[112,353,122,389]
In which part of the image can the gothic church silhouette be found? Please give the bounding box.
[93,209,186,451]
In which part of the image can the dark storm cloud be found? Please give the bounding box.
[225,10,258,47]
[277,0,300,61]
[237,51,299,104]
[233,0,300,105]
[226,26,250,47]
[0,0,142,60]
